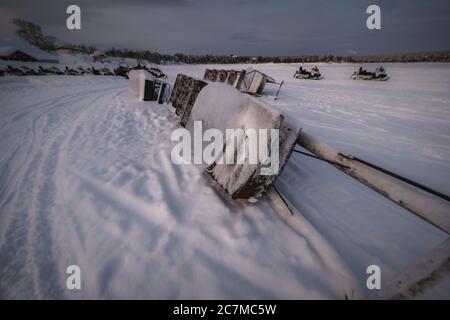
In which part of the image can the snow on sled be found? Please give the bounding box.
[187,83,300,200]
[351,66,390,81]
[294,66,323,80]
[203,69,245,88]
[170,75,300,200]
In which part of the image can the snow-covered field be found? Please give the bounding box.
[0,62,449,299]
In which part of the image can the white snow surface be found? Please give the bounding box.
[0,62,449,299]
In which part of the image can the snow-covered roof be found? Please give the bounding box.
[0,37,58,62]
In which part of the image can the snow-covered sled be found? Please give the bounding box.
[187,83,300,199]
[170,75,300,200]
[128,69,171,104]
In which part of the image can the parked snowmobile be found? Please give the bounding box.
[90,67,101,75]
[38,66,62,75]
[50,66,65,75]
[77,66,88,75]
[100,67,114,76]
[132,62,144,71]
[294,66,323,80]
[19,66,39,76]
[38,66,53,74]
[352,66,389,81]
[7,65,25,76]
[65,66,80,75]
[113,65,129,78]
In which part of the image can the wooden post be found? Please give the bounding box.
[296,132,450,234]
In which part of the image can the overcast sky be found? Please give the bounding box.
[1,0,450,56]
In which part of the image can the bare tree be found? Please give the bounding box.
[12,18,56,51]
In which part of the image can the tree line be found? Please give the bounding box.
[105,49,450,64]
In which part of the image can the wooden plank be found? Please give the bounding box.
[297,132,450,234]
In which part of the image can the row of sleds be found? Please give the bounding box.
[293,65,390,81]
[0,63,166,79]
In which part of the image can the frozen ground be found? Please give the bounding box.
[0,63,449,299]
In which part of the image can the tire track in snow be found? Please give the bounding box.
[0,86,122,212]
[0,81,125,298]
[30,86,126,299]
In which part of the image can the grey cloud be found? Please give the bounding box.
[0,0,449,55]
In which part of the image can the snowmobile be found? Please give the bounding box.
[77,66,88,75]
[132,62,144,71]
[38,66,53,74]
[50,66,65,75]
[65,66,80,75]
[39,66,63,75]
[90,67,101,75]
[100,67,114,76]
[294,66,323,80]
[18,66,39,76]
[35,67,46,76]
[351,66,389,81]
[7,65,25,76]
[113,65,131,78]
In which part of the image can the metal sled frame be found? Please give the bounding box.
[203,68,284,100]
[239,69,284,100]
